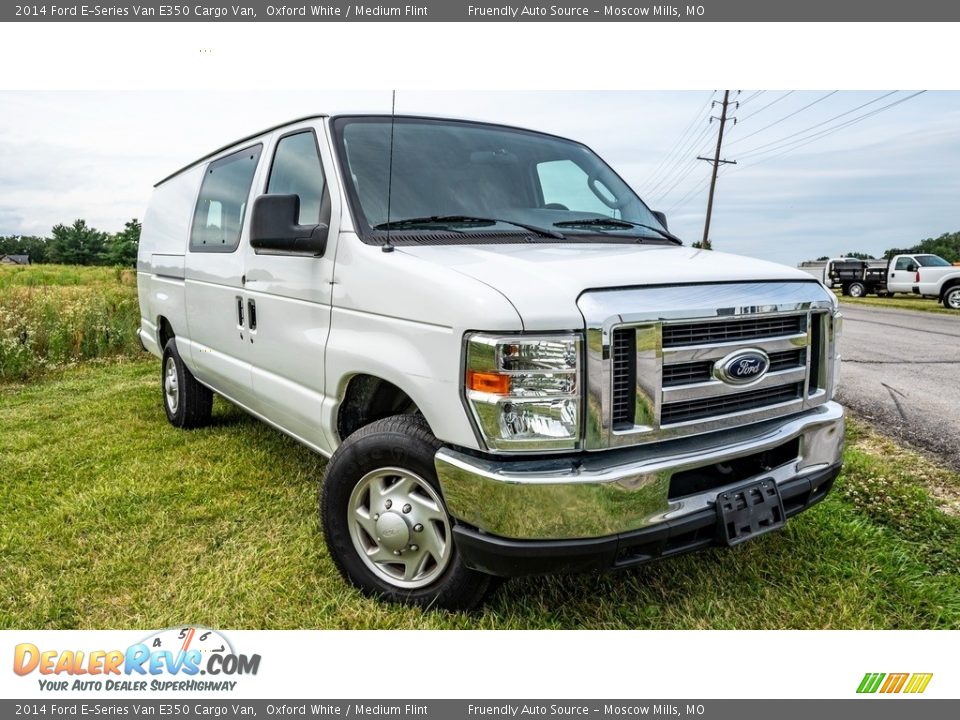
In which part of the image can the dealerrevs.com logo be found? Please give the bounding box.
[13,626,260,692]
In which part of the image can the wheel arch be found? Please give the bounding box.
[940,278,960,300]
[336,373,426,443]
[156,315,176,349]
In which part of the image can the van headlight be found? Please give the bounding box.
[464,333,581,451]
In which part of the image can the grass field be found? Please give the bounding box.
[0,264,139,382]
[840,294,959,315]
[2,358,958,630]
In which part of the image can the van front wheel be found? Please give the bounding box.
[321,414,496,610]
[161,339,213,429]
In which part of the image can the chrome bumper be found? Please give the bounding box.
[435,401,844,540]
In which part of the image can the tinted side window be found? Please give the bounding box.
[895,257,913,271]
[190,145,262,252]
[266,131,326,225]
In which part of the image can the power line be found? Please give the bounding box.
[738,90,765,106]
[649,126,722,205]
[737,91,795,122]
[737,91,901,159]
[736,91,927,167]
[665,164,733,215]
[640,91,716,189]
[727,91,839,147]
[644,121,716,196]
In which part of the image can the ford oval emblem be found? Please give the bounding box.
[715,349,770,385]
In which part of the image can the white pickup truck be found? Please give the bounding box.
[137,114,844,609]
[811,254,960,306]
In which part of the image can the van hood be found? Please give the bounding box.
[395,242,818,330]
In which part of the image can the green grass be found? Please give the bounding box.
[2,358,958,630]
[0,265,140,382]
[840,294,959,315]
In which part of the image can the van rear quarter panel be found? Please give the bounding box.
[137,167,204,355]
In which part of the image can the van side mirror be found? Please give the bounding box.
[250,194,328,256]
[652,210,668,230]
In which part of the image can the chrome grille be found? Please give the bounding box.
[611,329,636,429]
[579,281,838,450]
[662,315,804,347]
[661,382,803,425]
[662,360,714,387]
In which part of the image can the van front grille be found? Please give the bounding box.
[661,383,803,426]
[662,315,805,348]
[611,329,636,430]
[581,282,836,448]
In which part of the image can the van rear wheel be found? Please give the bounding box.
[321,414,496,610]
[161,339,213,429]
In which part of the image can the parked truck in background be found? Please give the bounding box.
[137,113,845,609]
[827,254,960,307]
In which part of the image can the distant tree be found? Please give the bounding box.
[691,239,713,250]
[816,255,830,261]
[884,232,960,263]
[46,220,108,265]
[102,219,141,266]
[844,251,875,260]
[0,235,49,263]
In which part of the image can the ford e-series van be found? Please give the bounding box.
[138,114,844,609]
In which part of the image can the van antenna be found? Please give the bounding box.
[382,89,397,253]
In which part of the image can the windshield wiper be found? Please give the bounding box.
[375,215,565,240]
[553,217,682,245]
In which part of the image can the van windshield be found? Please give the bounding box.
[332,116,671,245]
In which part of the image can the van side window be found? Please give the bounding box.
[894,257,913,271]
[266,131,326,225]
[190,144,262,252]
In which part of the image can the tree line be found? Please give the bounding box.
[816,231,960,263]
[0,219,141,266]
[5,221,960,267]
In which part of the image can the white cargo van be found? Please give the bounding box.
[138,114,844,609]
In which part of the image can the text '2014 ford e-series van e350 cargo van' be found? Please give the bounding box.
[137,114,844,609]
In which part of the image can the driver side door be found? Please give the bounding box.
[887,255,916,293]
[241,123,340,454]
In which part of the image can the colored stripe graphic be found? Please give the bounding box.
[880,673,909,693]
[904,673,933,694]
[857,672,932,694]
[857,673,885,693]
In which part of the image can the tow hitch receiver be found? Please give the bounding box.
[717,479,785,546]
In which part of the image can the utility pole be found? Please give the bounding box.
[697,90,738,249]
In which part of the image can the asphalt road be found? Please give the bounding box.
[837,303,960,470]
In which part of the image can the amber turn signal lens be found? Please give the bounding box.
[467,370,511,395]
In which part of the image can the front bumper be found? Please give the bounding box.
[435,402,844,574]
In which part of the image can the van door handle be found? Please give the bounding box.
[236,296,244,327]
[247,299,257,331]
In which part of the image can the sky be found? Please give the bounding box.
[0,90,957,266]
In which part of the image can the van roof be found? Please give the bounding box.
[153,112,581,187]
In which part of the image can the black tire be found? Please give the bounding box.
[161,338,213,429]
[943,286,960,310]
[847,282,866,298]
[321,414,496,610]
